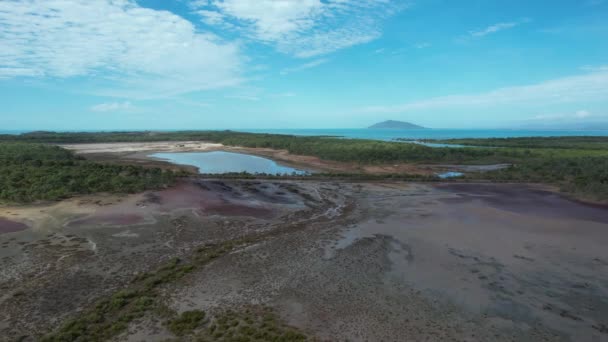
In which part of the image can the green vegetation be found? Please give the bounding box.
[41,242,246,341]
[2,132,608,201]
[470,156,608,200]
[424,136,608,150]
[0,130,548,164]
[168,310,207,336]
[417,136,608,201]
[191,306,307,342]
[41,231,309,341]
[0,143,176,203]
[163,306,308,341]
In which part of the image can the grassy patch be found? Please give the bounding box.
[167,310,206,336]
[425,136,608,150]
[40,243,246,342]
[190,306,307,342]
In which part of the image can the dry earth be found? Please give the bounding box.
[61,141,490,175]
[1,179,607,341]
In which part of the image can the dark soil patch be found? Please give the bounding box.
[436,183,608,224]
[205,204,274,219]
[0,217,28,234]
[68,213,145,226]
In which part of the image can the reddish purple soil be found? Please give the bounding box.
[0,217,28,234]
[68,213,145,227]
[154,182,223,211]
[157,181,276,218]
[66,181,279,228]
[205,204,274,219]
[436,183,608,224]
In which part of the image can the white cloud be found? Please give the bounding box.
[196,9,226,25]
[468,19,530,38]
[361,69,608,113]
[90,101,133,112]
[191,0,403,58]
[529,110,593,121]
[280,58,328,75]
[0,0,244,97]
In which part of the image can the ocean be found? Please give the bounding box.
[2,129,608,141]
[0,130,28,135]
[241,128,608,141]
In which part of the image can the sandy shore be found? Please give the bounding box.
[60,141,224,154]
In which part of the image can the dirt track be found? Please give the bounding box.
[1,180,607,341]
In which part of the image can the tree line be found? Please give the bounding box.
[2,131,608,201]
[0,143,176,203]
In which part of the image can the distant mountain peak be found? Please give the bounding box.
[368,120,425,129]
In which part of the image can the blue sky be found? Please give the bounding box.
[1,0,607,130]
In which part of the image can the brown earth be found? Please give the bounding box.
[62,141,455,175]
[1,179,607,341]
[0,218,28,234]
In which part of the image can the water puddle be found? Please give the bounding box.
[151,151,309,175]
[437,171,464,179]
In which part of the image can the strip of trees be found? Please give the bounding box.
[0,143,175,203]
[2,132,608,201]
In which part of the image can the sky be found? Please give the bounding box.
[1,0,607,130]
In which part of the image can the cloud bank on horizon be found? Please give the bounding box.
[0,0,607,129]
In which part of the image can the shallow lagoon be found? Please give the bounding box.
[151,151,308,175]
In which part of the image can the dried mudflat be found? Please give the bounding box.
[1,180,607,341]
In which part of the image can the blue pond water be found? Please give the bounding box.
[151,151,308,175]
[437,172,464,179]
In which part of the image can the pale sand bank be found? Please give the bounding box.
[60,141,223,154]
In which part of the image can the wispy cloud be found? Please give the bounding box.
[90,101,133,112]
[576,109,592,118]
[280,58,328,75]
[468,18,531,38]
[360,68,608,113]
[270,92,296,98]
[530,110,592,121]
[0,0,244,98]
[190,0,405,58]
[225,94,260,101]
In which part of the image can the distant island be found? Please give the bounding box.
[368,120,426,129]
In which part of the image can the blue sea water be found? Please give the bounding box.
[240,128,608,141]
[0,130,28,135]
[3,129,608,141]
[150,151,308,175]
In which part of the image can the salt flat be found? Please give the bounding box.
[1,180,607,341]
[60,141,223,154]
